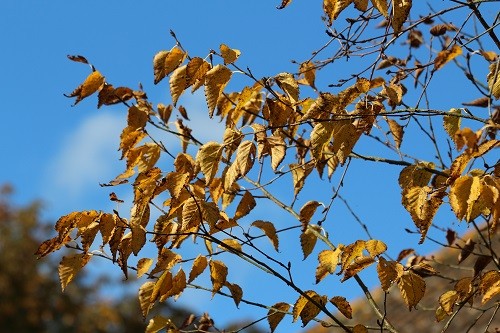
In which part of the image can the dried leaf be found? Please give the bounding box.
[397,270,426,310]
[218,238,242,253]
[323,0,353,25]
[430,24,449,36]
[292,290,326,326]
[443,108,462,142]
[188,255,208,283]
[268,302,291,333]
[204,64,232,117]
[387,118,404,149]
[298,61,316,89]
[480,270,500,304]
[138,281,155,318]
[299,201,321,231]
[224,282,243,307]
[300,225,321,260]
[58,253,92,291]
[487,62,500,99]
[275,72,299,104]
[137,258,154,278]
[251,220,279,251]
[439,290,458,315]
[209,260,228,296]
[170,65,187,106]
[377,258,399,291]
[341,256,375,281]
[220,44,241,65]
[458,238,475,263]
[196,142,223,186]
[462,96,491,108]
[330,296,352,319]
[316,248,342,283]
[186,57,211,92]
[340,240,365,273]
[65,71,105,105]
[392,0,412,34]
[146,316,174,333]
[371,0,388,17]
[153,47,186,84]
[434,45,462,71]
[353,0,368,11]
[365,239,387,257]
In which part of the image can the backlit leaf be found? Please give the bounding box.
[342,256,375,282]
[146,316,173,333]
[268,302,291,333]
[377,258,399,291]
[150,270,173,303]
[138,281,155,318]
[220,44,241,65]
[480,270,500,304]
[298,61,316,89]
[439,290,458,315]
[209,260,228,296]
[340,240,365,273]
[188,254,208,283]
[487,62,500,99]
[315,248,342,283]
[225,282,243,307]
[204,64,232,117]
[251,220,279,251]
[234,190,256,220]
[292,290,327,326]
[181,197,202,231]
[310,122,334,161]
[186,57,211,92]
[196,141,223,185]
[371,0,388,17]
[218,239,242,253]
[153,47,186,84]
[300,225,321,260]
[386,118,404,149]
[392,0,412,34]
[275,72,299,104]
[268,135,286,171]
[458,238,475,263]
[434,45,462,71]
[58,253,92,291]
[98,85,134,108]
[330,296,352,319]
[137,258,154,278]
[299,201,321,231]
[170,65,187,106]
[323,0,353,25]
[150,248,182,276]
[65,70,105,105]
[397,270,426,310]
[365,239,387,257]
[443,108,462,142]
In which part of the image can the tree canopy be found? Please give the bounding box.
[37,1,499,332]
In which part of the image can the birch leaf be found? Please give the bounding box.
[204,64,232,117]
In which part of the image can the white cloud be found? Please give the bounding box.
[44,112,125,204]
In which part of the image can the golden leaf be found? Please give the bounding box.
[186,57,211,92]
[340,240,365,273]
[138,281,155,318]
[220,44,241,65]
[449,176,479,221]
[435,306,448,322]
[310,122,334,161]
[298,61,316,89]
[371,0,388,17]
[209,260,228,296]
[204,64,232,117]
[169,65,187,106]
[58,253,92,291]
[434,45,462,71]
[268,135,286,171]
[377,258,399,291]
[99,213,117,246]
[353,0,368,11]
[145,316,174,333]
[268,302,291,333]
[150,248,182,276]
[386,118,404,149]
[218,239,242,253]
[480,270,500,304]
[397,270,426,310]
[150,270,172,303]
[161,268,186,301]
[188,254,208,283]
[443,108,462,143]
[299,201,321,231]
[487,62,500,99]
[196,142,223,186]
[290,163,313,197]
[251,220,279,251]
[365,239,387,257]
[300,225,321,260]
[439,290,458,315]
[330,296,352,319]
[454,127,478,152]
[383,83,403,107]
[65,70,105,105]
[98,84,134,108]
[316,248,342,283]
[234,190,256,220]
[224,282,243,307]
[137,258,154,278]
[392,0,412,34]
[292,290,327,326]
[342,256,375,282]
[119,126,146,160]
[275,72,299,104]
[157,103,172,123]
[153,47,186,84]
[165,171,189,199]
[223,128,243,160]
[481,51,498,62]
[323,0,353,25]
[399,163,433,189]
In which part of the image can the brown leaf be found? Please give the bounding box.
[377,258,400,291]
[98,85,134,108]
[300,225,321,260]
[268,302,291,333]
[430,24,448,36]
[330,296,352,319]
[292,290,327,326]
[397,270,426,310]
[458,238,475,263]
[196,142,223,186]
[153,47,186,84]
[138,281,155,318]
[365,239,387,257]
[462,96,491,108]
[480,270,500,304]
[392,0,412,34]
[323,0,353,25]
[234,190,256,220]
[276,0,292,9]
[434,45,462,71]
[474,255,492,277]
[487,62,500,99]
[224,282,243,307]
[341,256,375,282]
[188,255,208,283]
[65,70,105,105]
[67,54,89,64]
[299,201,321,231]
[443,108,462,143]
[209,260,228,296]
[251,220,279,251]
[170,65,187,106]
[58,253,92,291]
[371,0,388,17]
[204,64,232,117]
[137,258,154,278]
[387,118,404,149]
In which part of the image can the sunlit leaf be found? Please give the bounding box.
[330,296,352,319]
[434,45,462,71]
[204,64,232,117]
[377,257,399,291]
[292,290,327,326]
[341,256,375,282]
[153,47,186,84]
[392,0,412,34]
[137,258,154,278]
[209,260,228,296]
[275,72,299,104]
[299,201,321,231]
[365,239,387,257]
[65,70,105,105]
[170,65,187,106]
[146,316,174,333]
[386,118,404,149]
[234,190,256,220]
[268,302,291,333]
[316,248,342,283]
[220,44,241,65]
[487,62,500,99]
[186,57,211,92]
[196,141,223,186]
[300,225,321,260]
[480,270,500,304]
[224,282,243,307]
[58,253,92,291]
[371,0,388,17]
[397,270,426,310]
[323,0,353,25]
[188,254,208,283]
[251,220,279,251]
[138,281,155,318]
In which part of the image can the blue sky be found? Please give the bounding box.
[2,1,498,332]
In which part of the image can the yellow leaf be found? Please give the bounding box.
[392,0,412,34]
[268,302,291,333]
[310,122,334,161]
[224,282,243,307]
[353,0,368,10]
[298,61,316,89]
[365,239,387,257]
[161,268,186,301]
[323,0,353,25]
[169,65,187,106]
[383,83,403,107]
[300,225,321,260]
[399,163,433,189]
[487,62,500,99]
[218,238,242,253]
[181,197,202,232]
[290,163,313,197]
[220,43,241,65]
[481,51,498,62]
[150,270,172,303]
[204,64,232,117]
[342,256,375,282]
[292,290,327,326]
[329,296,352,319]
[138,281,155,318]
[449,175,477,221]
[165,171,189,199]
[371,0,388,17]
[234,190,256,220]
[434,45,462,71]
[137,258,154,278]
[454,127,478,152]
[353,324,368,333]
[251,220,279,251]
[480,270,500,304]
[127,105,149,130]
[224,141,256,191]
[435,306,448,322]
[443,108,462,143]
[386,118,404,149]
[119,126,146,160]
[188,254,208,283]
[340,240,365,273]
[397,270,426,310]
[439,290,458,315]
[153,47,186,84]
[146,316,174,333]
[196,142,223,186]
[316,248,342,283]
[223,128,243,160]
[268,135,287,171]
[150,248,182,276]
[275,72,299,104]
[209,260,228,296]
[186,57,211,92]
[299,201,321,231]
[58,253,92,291]
[65,70,105,105]
[377,258,399,291]
[99,213,117,246]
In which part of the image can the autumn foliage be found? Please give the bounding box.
[37,1,500,332]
